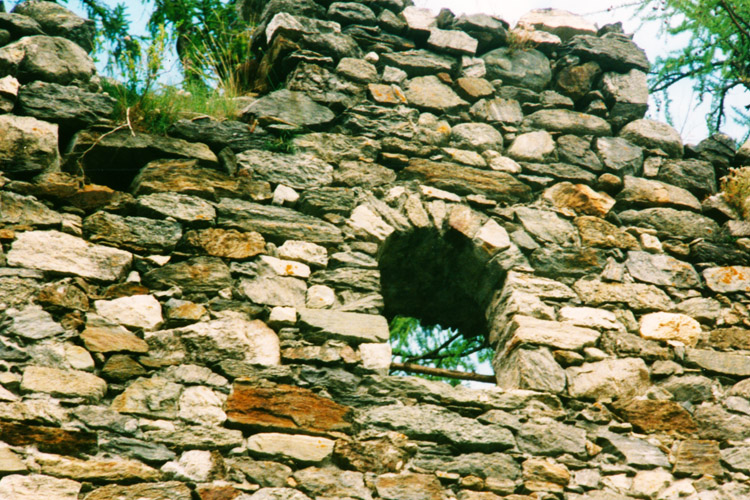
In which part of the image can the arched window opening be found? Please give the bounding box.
[378,226,501,387]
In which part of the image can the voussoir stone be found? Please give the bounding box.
[225,381,352,433]
[7,230,132,281]
[144,313,280,366]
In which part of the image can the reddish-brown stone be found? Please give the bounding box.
[0,421,97,456]
[225,381,353,434]
[196,485,243,500]
[673,440,723,476]
[613,399,697,435]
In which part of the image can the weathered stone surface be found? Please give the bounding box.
[523,109,611,136]
[217,198,343,244]
[13,0,95,51]
[517,420,587,457]
[4,304,64,340]
[515,207,578,246]
[722,445,750,474]
[130,159,268,202]
[247,487,313,500]
[18,81,115,129]
[686,349,750,376]
[293,466,371,500]
[144,425,244,450]
[167,118,269,153]
[451,122,503,152]
[518,9,596,41]
[225,382,352,433]
[145,314,280,366]
[470,97,523,124]
[248,433,335,463]
[227,458,292,487]
[597,431,670,468]
[404,75,468,113]
[658,159,717,198]
[237,150,334,190]
[494,347,566,394]
[84,211,182,253]
[574,216,639,249]
[80,325,149,353]
[0,114,59,178]
[334,433,411,474]
[143,256,231,293]
[507,131,554,162]
[242,89,335,128]
[297,309,389,344]
[1,191,62,227]
[403,159,531,203]
[183,228,265,259]
[380,49,456,77]
[618,207,721,241]
[0,474,81,500]
[567,358,649,400]
[619,119,683,157]
[483,47,551,91]
[616,175,701,211]
[36,453,160,482]
[334,161,397,188]
[110,376,181,418]
[702,266,750,293]
[695,403,750,441]
[594,136,643,176]
[543,182,615,217]
[674,440,723,476]
[566,33,650,72]
[639,312,701,348]
[427,28,478,56]
[240,276,306,308]
[84,482,192,500]
[360,404,515,452]
[21,365,106,402]
[136,192,216,226]
[601,69,648,128]
[498,315,600,352]
[93,295,163,332]
[625,251,700,289]
[375,473,444,500]
[0,35,95,84]
[613,399,697,434]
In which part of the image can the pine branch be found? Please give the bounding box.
[390,363,496,384]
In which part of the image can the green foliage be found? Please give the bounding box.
[721,167,750,219]
[389,315,493,387]
[263,130,297,154]
[637,0,750,134]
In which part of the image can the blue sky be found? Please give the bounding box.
[38,0,750,145]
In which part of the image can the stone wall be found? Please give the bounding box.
[1,0,750,499]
